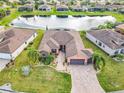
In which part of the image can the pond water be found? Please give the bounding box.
[11,15,116,31]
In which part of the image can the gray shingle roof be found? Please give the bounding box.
[88,29,124,49]
[0,28,36,53]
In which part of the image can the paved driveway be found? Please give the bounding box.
[68,65,105,93]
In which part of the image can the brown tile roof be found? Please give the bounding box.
[66,39,77,57]
[52,31,74,45]
[116,24,124,30]
[0,28,36,53]
[39,29,85,58]
[88,29,124,49]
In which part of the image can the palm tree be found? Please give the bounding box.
[92,52,105,71]
[27,47,40,65]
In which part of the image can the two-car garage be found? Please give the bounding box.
[70,59,85,65]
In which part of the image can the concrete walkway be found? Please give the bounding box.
[68,65,105,93]
[56,52,66,71]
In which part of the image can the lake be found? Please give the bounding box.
[11,15,116,31]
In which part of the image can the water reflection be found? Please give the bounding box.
[12,15,116,31]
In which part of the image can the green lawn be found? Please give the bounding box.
[1,8,124,92]
[0,30,71,93]
[0,9,124,27]
[80,32,124,92]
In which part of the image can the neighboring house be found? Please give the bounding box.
[106,5,124,11]
[57,0,69,4]
[88,5,108,12]
[86,29,124,56]
[56,5,69,11]
[0,28,37,60]
[71,5,83,12]
[116,24,124,34]
[89,0,107,5]
[118,9,124,14]
[39,29,92,65]
[39,5,51,11]
[18,5,33,12]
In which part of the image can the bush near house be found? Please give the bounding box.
[98,22,116,29]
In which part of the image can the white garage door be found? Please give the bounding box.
[70,59,84,65]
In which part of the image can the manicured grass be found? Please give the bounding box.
[80,32,124,92]
[0,66,71,93]
[0,30,71,93]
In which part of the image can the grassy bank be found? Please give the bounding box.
[80,32,124,92]
[0,9,124,27]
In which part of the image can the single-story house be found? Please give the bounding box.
[57,0,69,4]
[89,0,106,5]
[106,5,124,11]
[0,28,37,60]
[39,29,92,65]
[18,5,33,12]
[88,5,108,12]
[56,5,69,11]
[38,5,51,11]
[118,9,124,14]
[71,5,83,12]
[86,29,124,56]
[116,24,124,34]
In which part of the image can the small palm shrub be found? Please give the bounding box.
[21,66,30,76]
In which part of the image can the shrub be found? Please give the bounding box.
[21,66,30,76]
[41,54,54,65]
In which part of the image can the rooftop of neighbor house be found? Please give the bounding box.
[0,28,36,53]
[56,4,68,9]
[39,4,51,9]
[39,29,92,58]
[87,29,124,49]
[116,24,124,30]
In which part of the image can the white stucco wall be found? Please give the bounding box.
[0,33,37,60]
[86,33,117,56]
[0,53,11,59]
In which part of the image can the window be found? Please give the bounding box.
[115,50,119,55]
[98,42,102,46]
[51,49,57,53]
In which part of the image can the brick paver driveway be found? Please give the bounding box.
[68,65,105,93]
